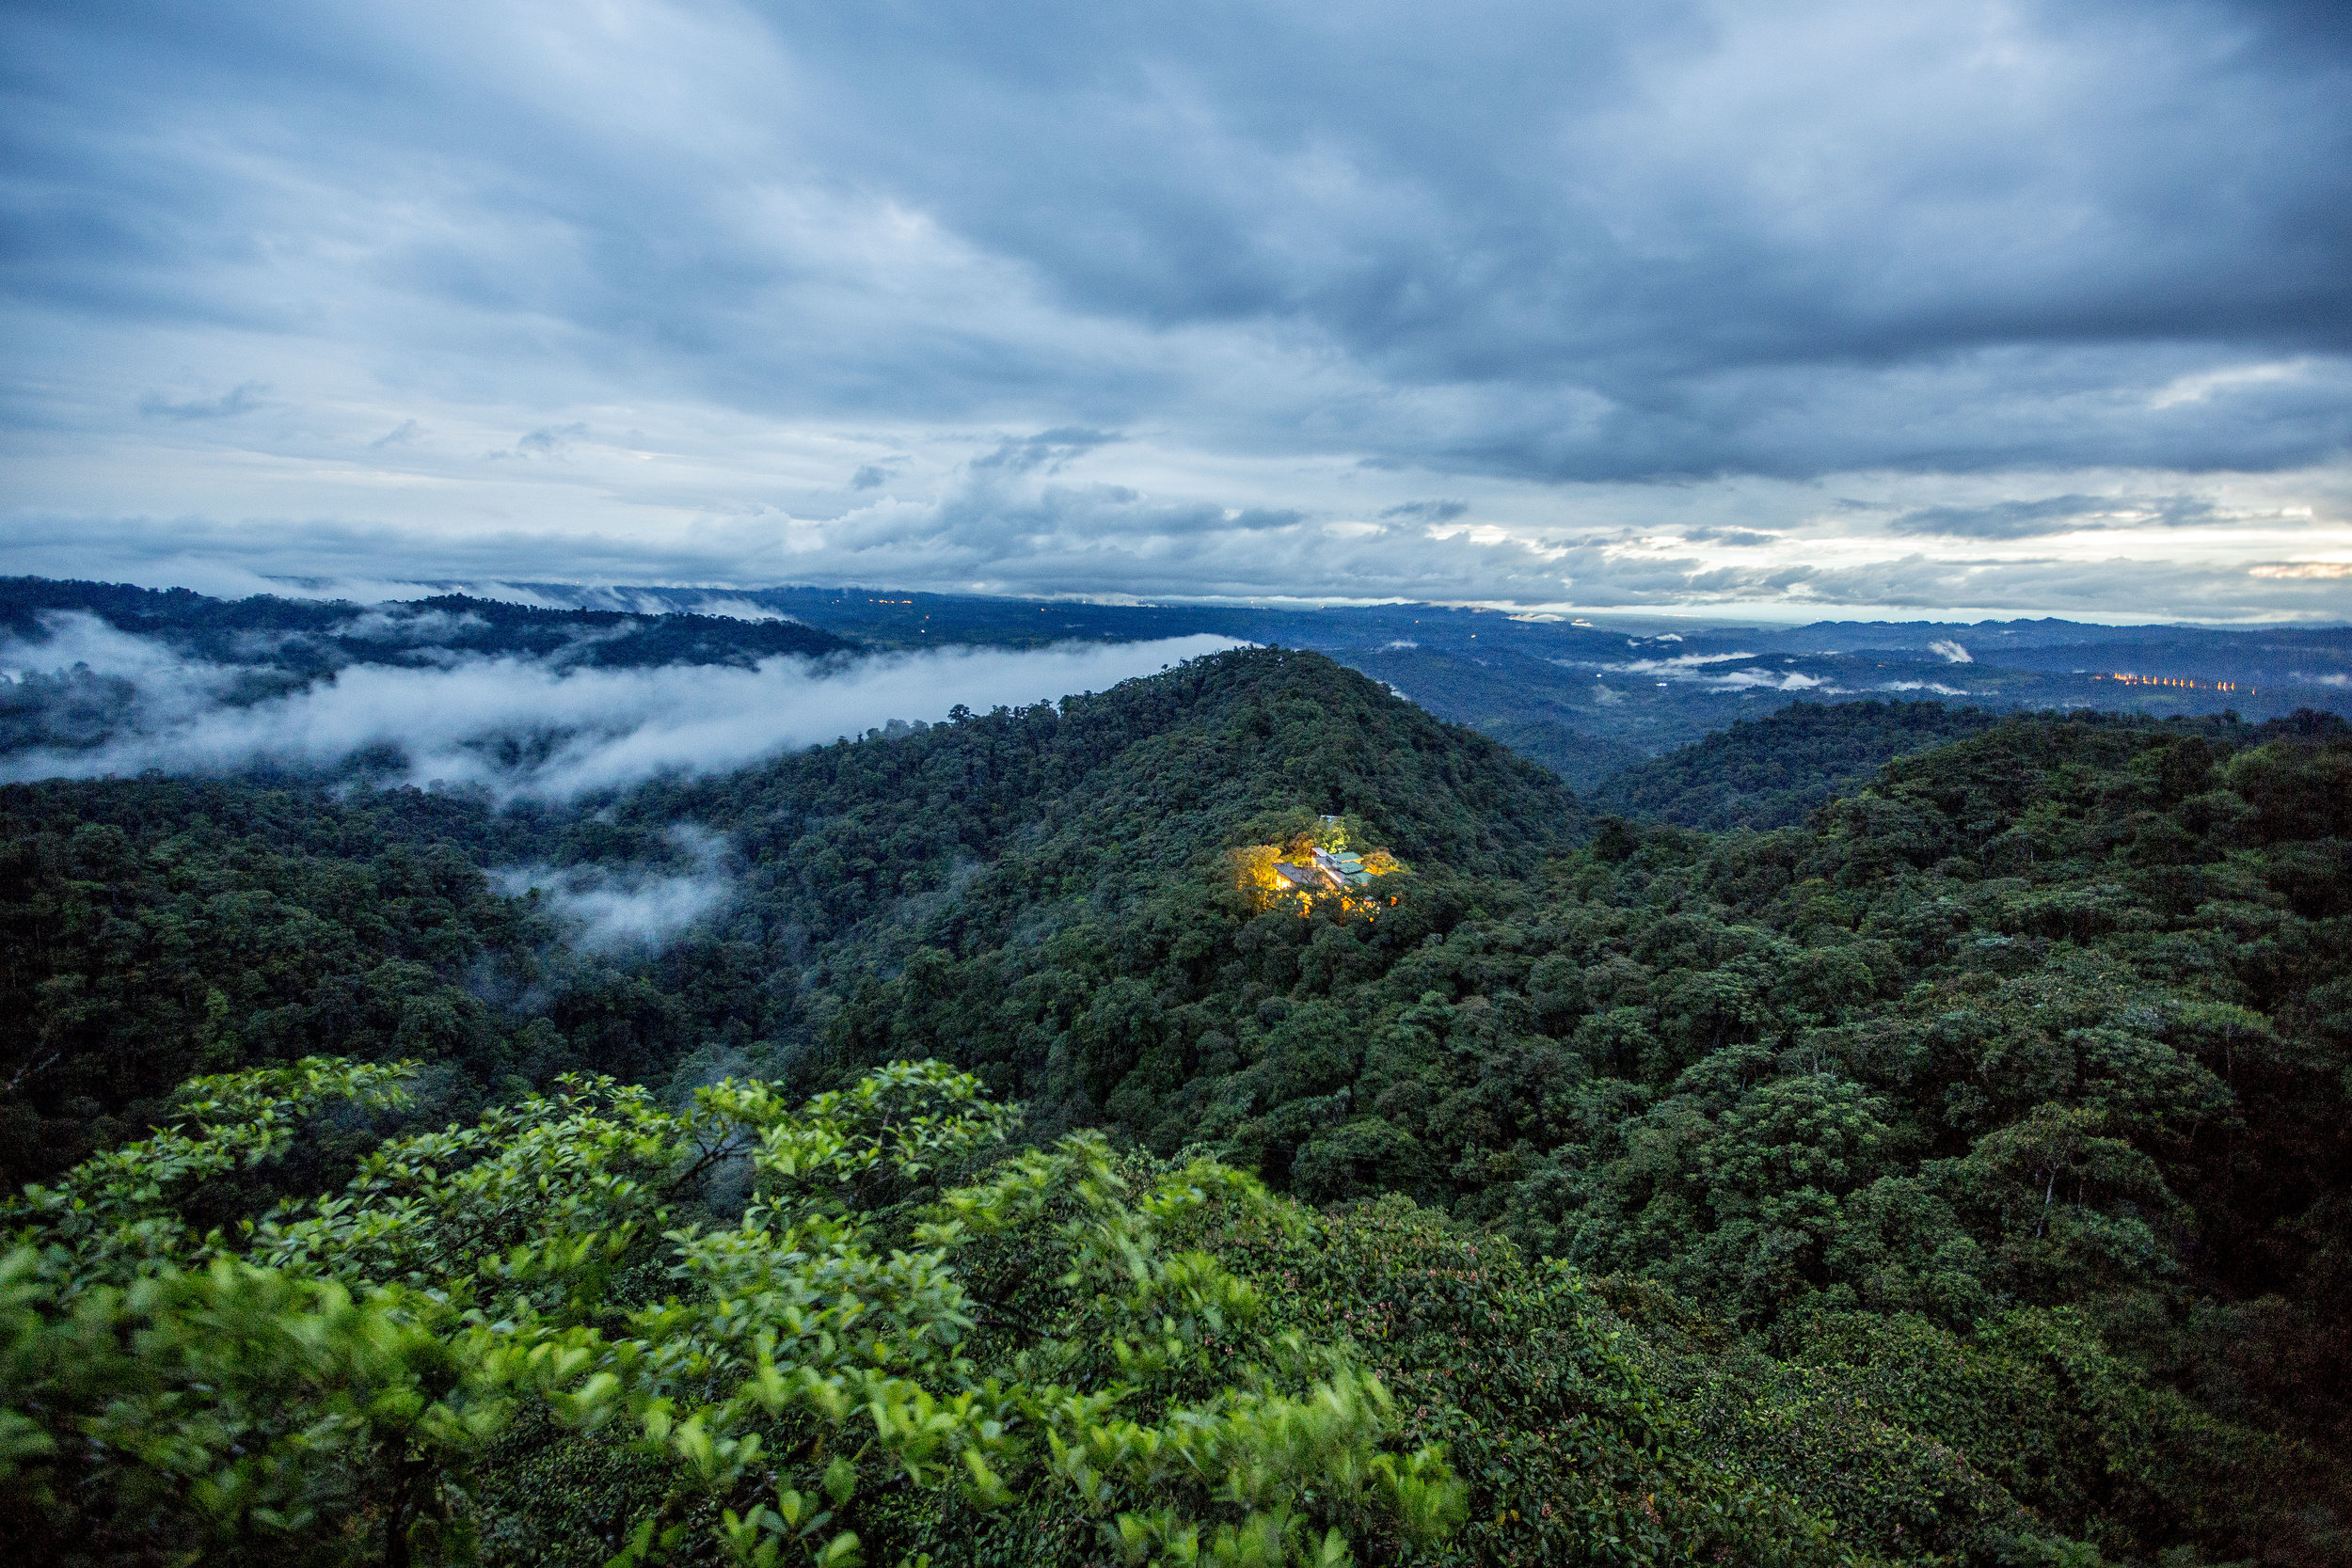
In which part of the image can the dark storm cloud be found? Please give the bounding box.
[970,428,1124,475]
[1,0,2348,612]
[751,0,2352,478]
[512,423,589,456]
[1888,495,2220,540]
[0,512,787,599]
[1764,552,2352,621]
[1681,526,1780,547]
[137,383,269,421]
[9,0,2347,475]
[484,422,594,462]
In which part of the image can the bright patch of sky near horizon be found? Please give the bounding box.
[2,0,2348,620]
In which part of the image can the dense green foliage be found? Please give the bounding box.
[0,651,1574,1184]
[1585,701,2002,830]
[6,646,2352,1563]
[787,690,2352,1562]
[0,778,690,1189]
[2,1057,1462,1567]
[638,650,1583,1133]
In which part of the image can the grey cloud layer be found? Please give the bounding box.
[1,0,2348,610]
[0,614,1241,798]
[8,499,2351,624]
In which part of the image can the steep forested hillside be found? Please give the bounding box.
[0,781,616,1186]
[7,651,2351,1566]
[611,648,1588,1126]
[1587,699,2004,829]
[753,695,2352,1561]
[1,650,1574,1181]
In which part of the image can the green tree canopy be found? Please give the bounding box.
[2,1058,1462,1568]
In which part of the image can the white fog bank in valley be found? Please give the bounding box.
[0,628,1245,799]
[492,827,737,952]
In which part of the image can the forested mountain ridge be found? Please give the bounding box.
[787,701,2352,1560]
[6,649,2351,1564]
[1,578,866,773]
[0,780,578,1186]
[580,647,1590,1133]
[14,576,2351,792]
[0,650,1577,1184]
[1586,699,2007,829]
[0,577,858,670]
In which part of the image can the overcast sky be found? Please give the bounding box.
[4,0,2348,620]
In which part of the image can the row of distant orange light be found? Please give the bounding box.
[2093,673,2250,692]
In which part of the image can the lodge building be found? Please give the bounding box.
[1273,845,1374,894]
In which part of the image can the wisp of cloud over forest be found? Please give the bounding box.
[0,616,1241,798]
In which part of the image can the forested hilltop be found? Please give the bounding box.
[6,648,2351,1565]
[0,650,1574,1185]
[13,575,2352,790]
[1587,700,2006,830]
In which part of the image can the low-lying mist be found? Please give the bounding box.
[0,616,1243,799]
[492,825,737,952]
